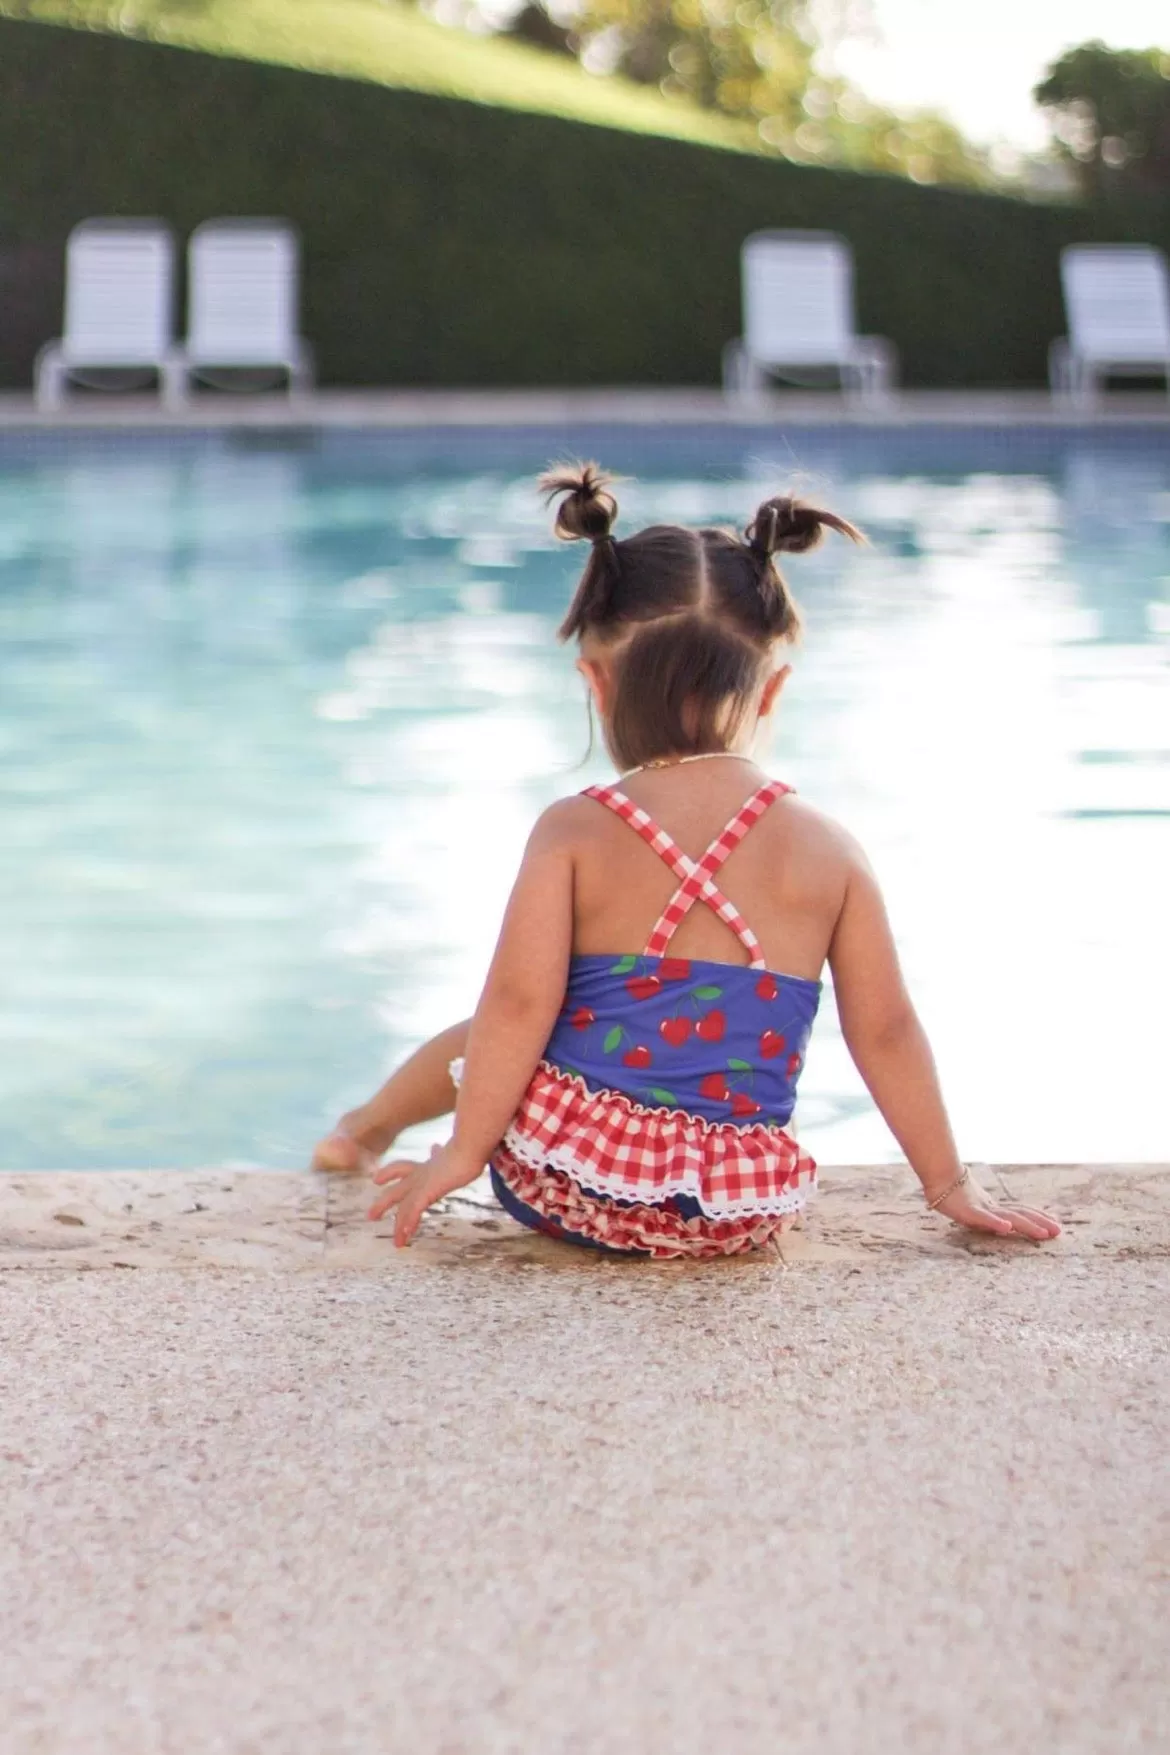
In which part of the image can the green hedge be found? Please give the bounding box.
[0,17,1166,389]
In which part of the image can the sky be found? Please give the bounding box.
[825,0,1167,150]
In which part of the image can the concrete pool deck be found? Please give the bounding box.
[2,1163,1167,1753]
[2,387,1170,431]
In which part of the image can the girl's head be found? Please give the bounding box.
[541,462,863,771]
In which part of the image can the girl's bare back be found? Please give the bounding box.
[566,758,852,981]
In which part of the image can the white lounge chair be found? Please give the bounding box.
[174,219,313,403]
[34,220,183,410]
[1050,245,1170,402]
[723,230,896,404]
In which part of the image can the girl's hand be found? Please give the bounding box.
[927,1172,1062,1242]
[367,1142,484,1247]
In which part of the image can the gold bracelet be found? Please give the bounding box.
[926,1167,970,1210]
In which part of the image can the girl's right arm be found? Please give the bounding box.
[828,846,1060,1241]
[367,801,577,1245]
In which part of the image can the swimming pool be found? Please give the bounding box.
[2,424,1168,1170]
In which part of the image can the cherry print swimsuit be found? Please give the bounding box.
[486,780,820,1258]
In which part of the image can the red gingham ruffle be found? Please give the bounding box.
[500,1061,816,1221]
[492,1146,797,1259]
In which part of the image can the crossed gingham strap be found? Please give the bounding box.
[582,780,791,970]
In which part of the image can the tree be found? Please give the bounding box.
[1035,40,1170,201]
[500,0,991,185]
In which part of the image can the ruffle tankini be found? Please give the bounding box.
[483,780,821,1259]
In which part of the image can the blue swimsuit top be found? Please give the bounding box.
[540,780,821,1130]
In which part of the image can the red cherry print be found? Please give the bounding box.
[659,1016,692,1048]
[570,1007,595,1031]
[755,974,779,1001]
[699,1072,730,1102]
[730,1092,762,1117]
[695,1009,726,1043]
[623,1044,652,1069]
[759,1029,787,1060]
[626,975,662,1003]
[658,958,692,982]
[786,1051,802,1077]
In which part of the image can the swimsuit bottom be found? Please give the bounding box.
[490,1145,798,1260]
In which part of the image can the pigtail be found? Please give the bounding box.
[745,495,863,558]
[737,494,864,639]
[541,461,618,542]
[541,461,625,640]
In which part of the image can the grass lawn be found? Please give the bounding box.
[0,0,756,149]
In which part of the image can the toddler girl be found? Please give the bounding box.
[313,465,1060,1255]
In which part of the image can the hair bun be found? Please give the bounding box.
[540,461,618,544]
[746,494,861,557]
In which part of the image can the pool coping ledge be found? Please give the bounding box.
[2,388,1170,430]
[2,1162,1166,1270]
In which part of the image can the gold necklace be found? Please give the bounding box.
[620,751,755,779]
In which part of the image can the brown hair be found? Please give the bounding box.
[540,461,864,770]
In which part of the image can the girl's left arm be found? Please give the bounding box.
[369,803,576,1243]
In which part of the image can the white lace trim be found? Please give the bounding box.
[500,1121,815,1222]
[451,1054,814,1222]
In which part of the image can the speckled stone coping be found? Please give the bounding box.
[3,1163,1168,1753]
[2,1163,1166,1271]
[2,388,1169,430]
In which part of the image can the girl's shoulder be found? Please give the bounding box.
[532,785,867,875]
[767,792,866,861]
[521,794,611,862]
[530,793,609,841]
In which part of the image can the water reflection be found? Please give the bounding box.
[1,428,1167,1168]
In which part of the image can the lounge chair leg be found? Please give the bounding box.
[722,339,762,399]
[288,350,315,406]
[160,357,188,412]
[1072,360,1097,409]
[843,358,879,408]
[1048,338,1076,400]
[34,346,67,413]
[852,339,895,407]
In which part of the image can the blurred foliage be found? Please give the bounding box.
[1,11,1164,395]
[498,0,993,185]
[1036,40,1170,202]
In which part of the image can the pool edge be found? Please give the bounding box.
[2,1163,1166,1270]
[3,387,1170,433]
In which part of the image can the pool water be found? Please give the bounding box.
[2,425,1168,1170]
